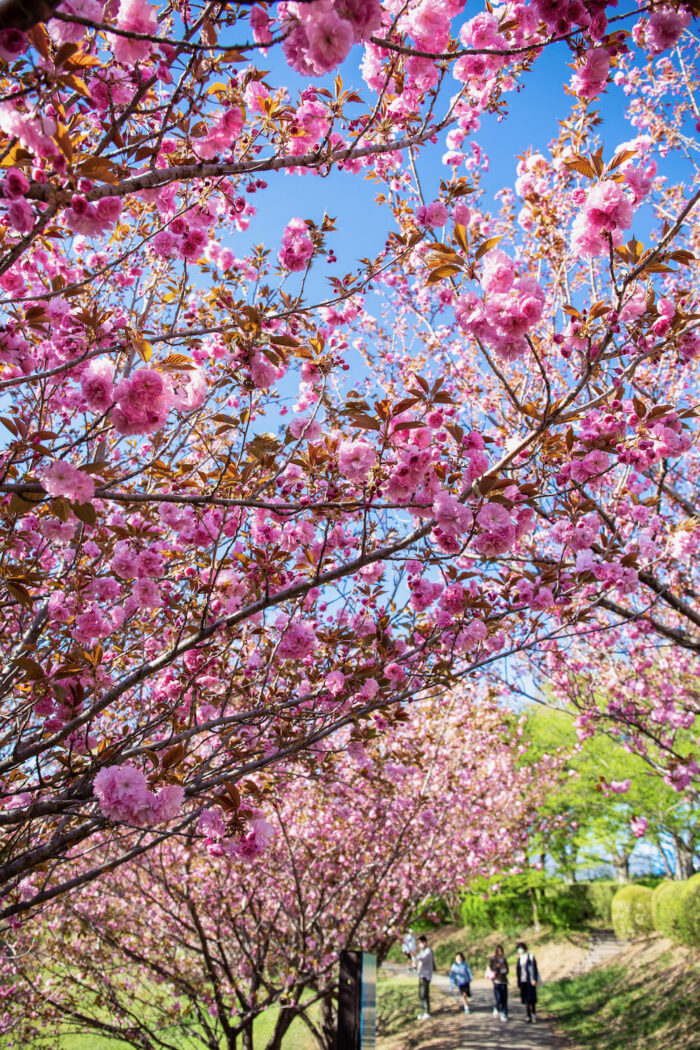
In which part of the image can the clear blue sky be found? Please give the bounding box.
[228,34,688,291]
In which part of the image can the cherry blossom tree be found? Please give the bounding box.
[0,0,698,923]
[2,697,552,1049]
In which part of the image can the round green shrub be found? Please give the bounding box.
[585,881,618,924]
[677,872,700,946]
[651,880,685,938]
[611,885,654,939]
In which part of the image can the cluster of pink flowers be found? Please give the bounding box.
[630,816,648,837]
[110,368,172,435]
[278,217,314,272]
[281,0,382,77]
[80,361,206,430]
[432,492,473,552]
[2,166,34,233]
[473,502,517,558]
[386,444,435,502]
[94,764,184,826]
[65,194,122,237]
[41,460,95,504]
[0,104,57,158]
[111,0,158,64]
[199,806,275,861]
[570,181,634,257]
[276,616,318,661]
[644,5,691,54]
[287,97,330,156]
[338,439,376,483]
[570,47,610,100]
[455,249,545,361]
[416,201,449,228]
[193,108,243,160]
[81,359,115,412]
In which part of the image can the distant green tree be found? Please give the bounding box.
[522,707,699,882]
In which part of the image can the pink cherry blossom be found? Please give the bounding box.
[278,217,314,272]
[112,0,158,63]
[276,617,318,660]
[94,764,184,826]
[41,460,95,504]
[338,439,376,482]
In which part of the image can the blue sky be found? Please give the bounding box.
[226,32,688,293]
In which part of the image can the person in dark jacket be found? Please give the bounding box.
[516,941,539,1022]
[487,944,509,1021]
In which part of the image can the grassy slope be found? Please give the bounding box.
[540,934,700,1050]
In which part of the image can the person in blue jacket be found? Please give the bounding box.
[449,951,473,1013]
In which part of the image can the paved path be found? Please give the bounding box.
[381,967,562,1049]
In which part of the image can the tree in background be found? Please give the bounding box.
[0,0,698,923]
[3,696,550,1049]
[524,706,699,882]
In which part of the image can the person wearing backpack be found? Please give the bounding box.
[415,935,434,1020]
[448,951,473,1013]
[516,941,540,1023]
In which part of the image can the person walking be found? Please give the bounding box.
[516,941,540,1023]
[449,951,473,1013]
[486,944,509,1022]
[402,929,416,971]
[415,935,434,1020]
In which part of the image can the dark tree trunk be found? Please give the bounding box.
[264,1006,297,1050]
[320,992,336,1050]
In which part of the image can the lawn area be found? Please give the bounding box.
[376,973,417,1041]
[5,1000,320,1049]
[540,935,700,1050]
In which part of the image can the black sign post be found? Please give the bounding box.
[336,950,376,1050]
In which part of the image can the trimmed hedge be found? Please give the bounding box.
[651,880,685,938]
[612,885,654,939]
[539,882,617,930]
[460,879,619,933]
[677,872,700,946]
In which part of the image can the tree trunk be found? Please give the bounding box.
[673,835,696,880]
[264,1007,296,1050]
[614,854,630,883]
[241,1022,254,1050]
[320,992,336,1050]
[529,886,541,932]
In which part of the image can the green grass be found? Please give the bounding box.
[540,945,700,1050]
[376,974,417,1039]
[5,998,320,1049]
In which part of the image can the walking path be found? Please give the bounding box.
[381,965,561,1050]
[571,929,628,975]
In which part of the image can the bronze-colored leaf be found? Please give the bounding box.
[474,235,503,261]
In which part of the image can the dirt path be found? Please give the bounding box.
[380,967,562,1050]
